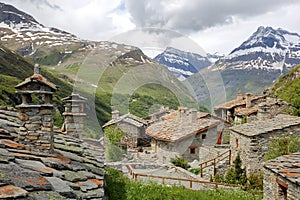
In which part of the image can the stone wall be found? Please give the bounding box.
[0,107,21,140]
[118,121,145,147]
[230,125,300,174]
[18,106,54,153]
[153,132,209,163]
[263,167,300,200]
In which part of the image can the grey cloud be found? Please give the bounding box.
[28,0,62,11]
[125,0,297,33]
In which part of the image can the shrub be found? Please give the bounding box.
[264,134,300,161]
[105,142,123,162]
[214,173,224,183]
[189,168,200,175]
[104,125,124,145]
[170,156,188,169]
[224,168,236,184]
[247,172,263,190]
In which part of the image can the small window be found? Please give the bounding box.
[236,138,239,148]
[190,148,196,154]
[202,134,207,139]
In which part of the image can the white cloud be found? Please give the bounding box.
[1,0,300,54]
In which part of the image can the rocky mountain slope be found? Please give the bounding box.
[154,47,222,80]
[214,26,300,72]
[0,2,151,67]
[187,26,300,106]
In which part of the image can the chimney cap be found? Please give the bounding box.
[34,64,41,75]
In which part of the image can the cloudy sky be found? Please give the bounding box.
[2,0,300,55]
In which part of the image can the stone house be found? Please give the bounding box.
[263,153,300,200]
[214,91,289,124]
[229,114,300,174]
[0,65,105,199]
[103,110,149,148]
[214,91,265,123]
[146,107,227,163]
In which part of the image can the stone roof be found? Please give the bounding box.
[62,93,88,103]
[214,94,265,110]
[103,113,147,128]
[146,110,220,142]
[264,152,300,185]
[15,74,57,91]
[0,107,105,199]
[235,107,258,116]
[230,114,300,137]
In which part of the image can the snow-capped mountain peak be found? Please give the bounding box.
[0,2,75,36]
[214,26,300,72]
[230,26,300,57]
[154,47,215,80]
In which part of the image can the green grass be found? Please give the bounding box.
[105,168,263,200]
[271,64,300,115]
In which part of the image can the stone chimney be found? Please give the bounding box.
[62,93,87,139]
[245,93,252,108]
[178,106,188,119]
[189,108,198,122]
[237,91,243,100]
[111,110,120,120]
[257,103,271,120]
[34,63,41,75]
[15,64,57,153]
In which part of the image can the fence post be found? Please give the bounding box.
[213,159,216,176]
[200,164,203,177]
[229,149,231,165]
[190,180,192,189]
[162,178,165,185]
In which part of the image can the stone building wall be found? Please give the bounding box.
[152,131,213,163]
[152,140,180,164]
[230,125,300,174]
[118,121,146,147]
[263,167,300,200]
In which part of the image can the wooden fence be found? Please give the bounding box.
[199,149,231,177]
[126,164,244,190]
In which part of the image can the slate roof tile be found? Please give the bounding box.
[0,108,105,199]
[146,110,220,142]
[264,152,300,185]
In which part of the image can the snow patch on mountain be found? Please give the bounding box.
[154,47,219,80]
[213,26,300,73]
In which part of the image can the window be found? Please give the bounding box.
[236,138,239,148]
[202,134,207,140]
[190,148,196,154]
[189,146,197,154]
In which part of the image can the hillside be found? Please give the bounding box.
[270,64,300,115]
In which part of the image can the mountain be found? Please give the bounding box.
[0,2,200,135]
[0,2,152,67]
[154,47,218,80]
[188,26,300,107]
[214,26,300,72]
